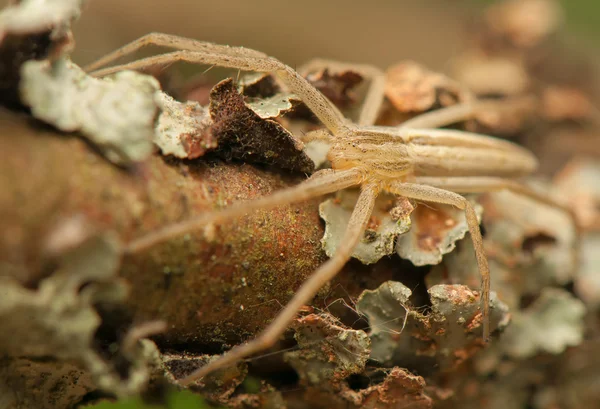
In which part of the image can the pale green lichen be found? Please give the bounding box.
[428,187,578,310]
[501,288,586,358]
[396,197,482,266]
[245,93,300,119]
[0,230,159,397]
[0,0,85,38]
[320,190,413,264]
[284,313,370,386]
[155,92,215,159]
[20,57,159,165]
[357,281,509,368]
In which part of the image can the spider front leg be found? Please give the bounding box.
[177,182,380,386]
[83,32,270,74]
[85,35,353,136]
[388,182,491,341]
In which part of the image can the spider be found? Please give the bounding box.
[85,33,570,386]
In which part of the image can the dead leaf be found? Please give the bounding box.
[209,78,314,173]
[385,61,473,114]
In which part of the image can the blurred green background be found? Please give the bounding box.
[472,0,600,44]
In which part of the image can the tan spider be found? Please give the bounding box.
[85,33,569,386]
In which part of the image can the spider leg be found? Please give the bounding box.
[87,41,352,135]
[177,182,380,386]
[298,59,385,126]
[126,168,363,253]
[414,176,579,268]
[83,32,268,73]
[414,176,573,214]
[387,182,490,342]
[400,95,537,129]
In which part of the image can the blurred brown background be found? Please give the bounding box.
[71,0,469,71]
[67,0,597,74]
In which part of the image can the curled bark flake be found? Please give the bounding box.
[209,78,314,173]
[155,92,216,159]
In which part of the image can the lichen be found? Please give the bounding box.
[155,92,216,159]
[0,227,160,397]
[320,190,413,264]
[429,187,577,310]
[396,197,482,266]
[357,281,509,369]
[501,288,585,358]
[0,0,85,39]
[284,313,371,387]
[20,57,159,165]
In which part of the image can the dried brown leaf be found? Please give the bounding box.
[304,68,364,110]
[385,61,473,114]
[209,78,314,173]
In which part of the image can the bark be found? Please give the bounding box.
[0,108,400,350]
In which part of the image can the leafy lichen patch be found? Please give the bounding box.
[357,281,509,369]
[284,313,371,387]
[20,57,159,165]
[396,197,482,266]
[0,0,84,39]
[320,190,413,264]
[155,92,216,159]
[0,228,159,397]
[501,288,585,358]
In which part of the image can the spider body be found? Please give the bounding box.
[328,126,538,179]
[85,33,572,386]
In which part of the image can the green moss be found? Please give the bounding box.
[82,390,212,409]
